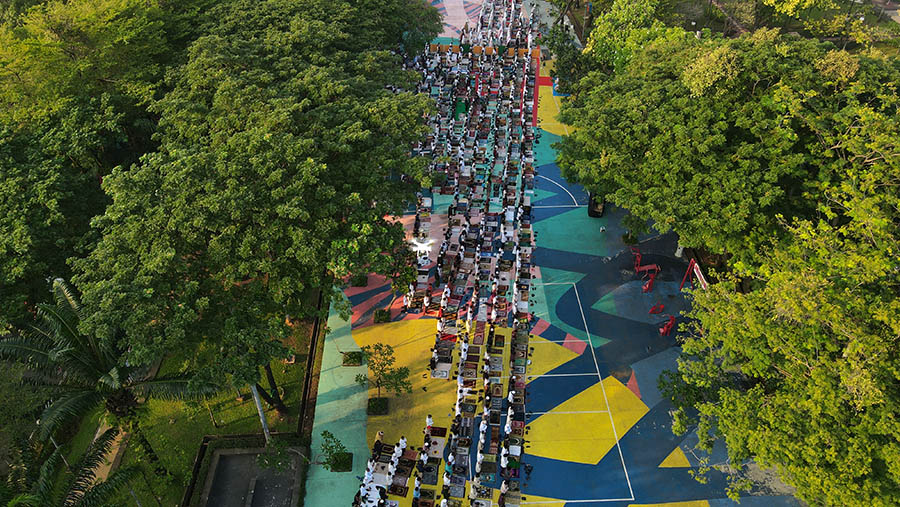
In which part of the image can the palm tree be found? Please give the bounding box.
[0,279,218,476]
[0,428,138,507]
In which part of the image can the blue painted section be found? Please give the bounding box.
[515,127,798,505]
[630,347,682,409]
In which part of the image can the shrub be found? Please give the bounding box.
[342,351,364,366]
[373,309,390,323]
[367,397,388,415]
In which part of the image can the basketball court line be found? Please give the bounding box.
[523,498,635,504]
[525,410,609,415]
[536,175,580,206]
[524,281,636,503]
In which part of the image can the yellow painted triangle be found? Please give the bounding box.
[658,446,691,468]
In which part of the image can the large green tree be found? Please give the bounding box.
[72,0,439,392]
[0,0,224,329]
[557,28,900,266]
[662,72,900,504]
[0,123,108,331]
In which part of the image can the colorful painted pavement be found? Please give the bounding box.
[306,12,802,507]
[432,0,483,38]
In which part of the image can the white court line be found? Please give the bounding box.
[524,372,598,378]
[526,410,609,415]
[536,175,580,206]
[523,499,635,504]
[573,283,636,500]
[495,372,596,380]
[533,204,586,208]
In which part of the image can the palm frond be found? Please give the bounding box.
[131,374,221,401]
[51,278,83,320]
[33,447,63,504]
[34,303,106,375]
[74,465,139,507]
[34,303,79,350]
[0,335,54,369]
[26,313,106,385]
[6,493,41,507]
[38,390,104,441]
[65,428,119,504]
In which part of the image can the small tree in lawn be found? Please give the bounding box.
[355,344,412,407]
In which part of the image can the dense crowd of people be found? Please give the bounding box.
[355,0,541,505]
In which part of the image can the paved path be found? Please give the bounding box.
[303,293,370,506]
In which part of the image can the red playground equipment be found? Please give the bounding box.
[630,246,660,293]
[679,258,709,290]
[659,316,676,336]
[648,303,665,314]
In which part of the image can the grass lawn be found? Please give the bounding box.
[47,406,104,500]
[63,406,103,465]
[114,320,314,506]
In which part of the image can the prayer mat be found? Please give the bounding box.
[450,484,467,498]
[422,459,440,485]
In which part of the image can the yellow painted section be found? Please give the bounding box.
[604,375,650,439]
[537,86,569,137]
[356,318,455,446]
[520,492,567,506]
[526,377,648,464]
[357,319,515,506]
[628,501,710,507]
[526,335,580,382]
[540,59,555,77]
[356,319,455,506]
[659,446,691,468]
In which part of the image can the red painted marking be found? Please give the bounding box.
[530,318,550,336]
[351,291,393,329]
[537,76,552,87]
[626,371,641,399]
[562,333,587,355]
[344,273,391,298]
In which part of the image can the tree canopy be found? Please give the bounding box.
[72,0,439,382]
[559,5,900,502]
[557,27,900,266]
[664,155,900,503]
[0,0,223,329]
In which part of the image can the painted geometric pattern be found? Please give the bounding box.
[335,51,803,506]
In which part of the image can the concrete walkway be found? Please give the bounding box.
[303,292,369,505]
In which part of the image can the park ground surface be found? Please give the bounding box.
[304,14,803,502]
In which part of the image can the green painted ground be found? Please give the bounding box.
[534,206,612,258]
[304,291,369,505]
